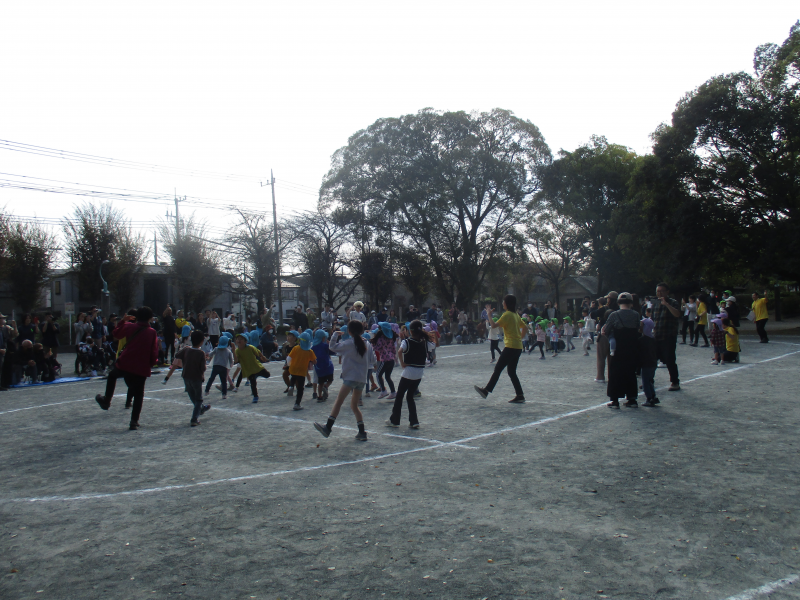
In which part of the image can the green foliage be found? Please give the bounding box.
[321,108,551,309]
[157,215,222,313]
[3,219,59,312]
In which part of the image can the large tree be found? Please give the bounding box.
[536,135,639,295]
[286,208,360,312]
[320,108,551,309]
[62,202,146,308]
[157,215,222,313]
[225,209,283,315]
[2,218,59,312]
[646,21,800,283]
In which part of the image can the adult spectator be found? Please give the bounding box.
[94,306,159,430]
[321,305,336,331]
[653,282,681,391]
[602,292,641,408]
[17,314,39,344]
[306,307,317,329]
[691,293,710,347]
[457,310,468,340]
[40,312,60,358]
[207,311,221,347]
[162,307,177,364]
[376,307,388,323]
[751,290,770,343]
[196,312,208,335]
[721,317,741,363]
[222,312,236,336]
[349,302,367,324]
[387,309,398,324]
[724,292,741,327]
[293,306,309,331]
[594,292,618,383]
[367,310,379,327]
[16,339,38,383]
[0,312,18,391]
[407,304,420,322]
[707,290,721,316]
[448,303,458,325]
[89,307,104,343]
[680,295,697,345]
[188,311,198,328]
[426,303,439,324]
[590,299,602,322]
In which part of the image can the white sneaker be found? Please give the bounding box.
[711,360,719,365]
[378,391,389,399]
[594,378,606,383]
[386,392,396,399]
[385,420,399,428]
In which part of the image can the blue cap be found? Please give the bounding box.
[217,336,230,348]
[361,332,371,340]
[379,322,393,339]
[181,325,191,338]
[313,329,329,344]
[248,330,260,346]
[222,331,233,339]
[299,331,313,350]
[339,325,350,341]
[288,330,300,339]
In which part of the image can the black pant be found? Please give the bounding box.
[165,334,176,362]
[756,319,769,342]
[376,360,395,393]
[485,347,523,396]
[693,324,708,345]
[389,377,420,426]
[655,336,679,384]
[248,368,270,397]
[104,367,146,425]
[291,374,305,403]
[205,364,228,394]
[209,335,220,348]
[681,318,695,343]
[490,339,500,360]
[529,341,545,357]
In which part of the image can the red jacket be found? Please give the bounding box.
[113,321,158,378]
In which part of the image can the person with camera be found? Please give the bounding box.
[0,312,19,390]
[40,312,60,358]
[94,306,159,430]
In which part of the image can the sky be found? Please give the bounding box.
[1,1,798,262]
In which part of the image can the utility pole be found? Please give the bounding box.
[154,231,158,266]
[174,189,181,241]
[262,171,283,327]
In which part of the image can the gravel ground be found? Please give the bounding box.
[1,336,799,600]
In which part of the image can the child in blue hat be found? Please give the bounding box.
[205,334,234,399]
[286,331,316,410]
[311,329,335,401]
[372,322,398,399]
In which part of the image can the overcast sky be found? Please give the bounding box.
[1,1,797,259]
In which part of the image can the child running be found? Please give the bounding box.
[550,319,560,357]
[474,294,527,404]
[311,329,335,402]
[205,334,234,399]
[286,331,317,410]
[313,320,375,442]
[579,320,591,356]
[386,319,435,428]
[531,320,546,359]
[234,334,270,404]
[563,317,576,352]
[373,322,398,399]
[175,330,210,426]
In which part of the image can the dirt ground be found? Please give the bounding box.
[1,335,799,600]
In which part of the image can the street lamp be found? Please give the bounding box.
[100,260,110,315]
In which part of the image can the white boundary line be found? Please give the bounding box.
[723,573,799,600]
[4,348,798,504]
[144,396,478,450]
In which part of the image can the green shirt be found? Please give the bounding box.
[235,344,264,377]
[495,311,525,350]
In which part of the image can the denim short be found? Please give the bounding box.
[342,379,366,390]
[713,345,724,355]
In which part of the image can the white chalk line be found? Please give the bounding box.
[723,573,798,600]
[143,396,478,450]
[3,348,798,503]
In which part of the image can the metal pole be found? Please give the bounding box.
[271,170,283,327]
[154,231,158,265]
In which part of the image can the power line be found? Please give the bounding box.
[0,139,270,183]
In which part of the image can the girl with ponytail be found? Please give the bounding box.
[313,319,375,442]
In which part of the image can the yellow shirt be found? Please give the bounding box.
[725,326,740,353]
[752,297,768,321]
[235,345,264,378]
[696,302,708,325]
[494,311,525,350]
[288,346,316,377]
